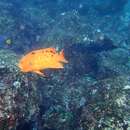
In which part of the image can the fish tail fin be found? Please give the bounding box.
[60,49,68,63]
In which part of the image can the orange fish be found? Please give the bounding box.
[18,47,68,76]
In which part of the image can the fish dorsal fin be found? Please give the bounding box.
[48,48,56,53]
[46,48,56,52]
[60,49,64,57]
[41,48,56,55]
[33,70,46,77]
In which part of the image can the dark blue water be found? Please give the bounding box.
[0,0,130,130]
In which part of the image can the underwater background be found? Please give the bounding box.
[0,0,130,130]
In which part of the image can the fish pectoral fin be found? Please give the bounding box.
[33,70,45,76]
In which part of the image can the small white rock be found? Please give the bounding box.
[83,37,88,41]
[124,85,130,89]
[60,12,66,16]
[96,29,101,33]
[13,81,21,89]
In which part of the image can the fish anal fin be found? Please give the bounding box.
[33,70,46,76]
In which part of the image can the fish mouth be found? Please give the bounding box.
[18,63,23,70]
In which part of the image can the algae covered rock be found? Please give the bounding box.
[79,76,130,130]
[37,71,130,130]
[0,49,18,71]
[0,49,40,129]
[97,48,130,79]
[93,0,128,15]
